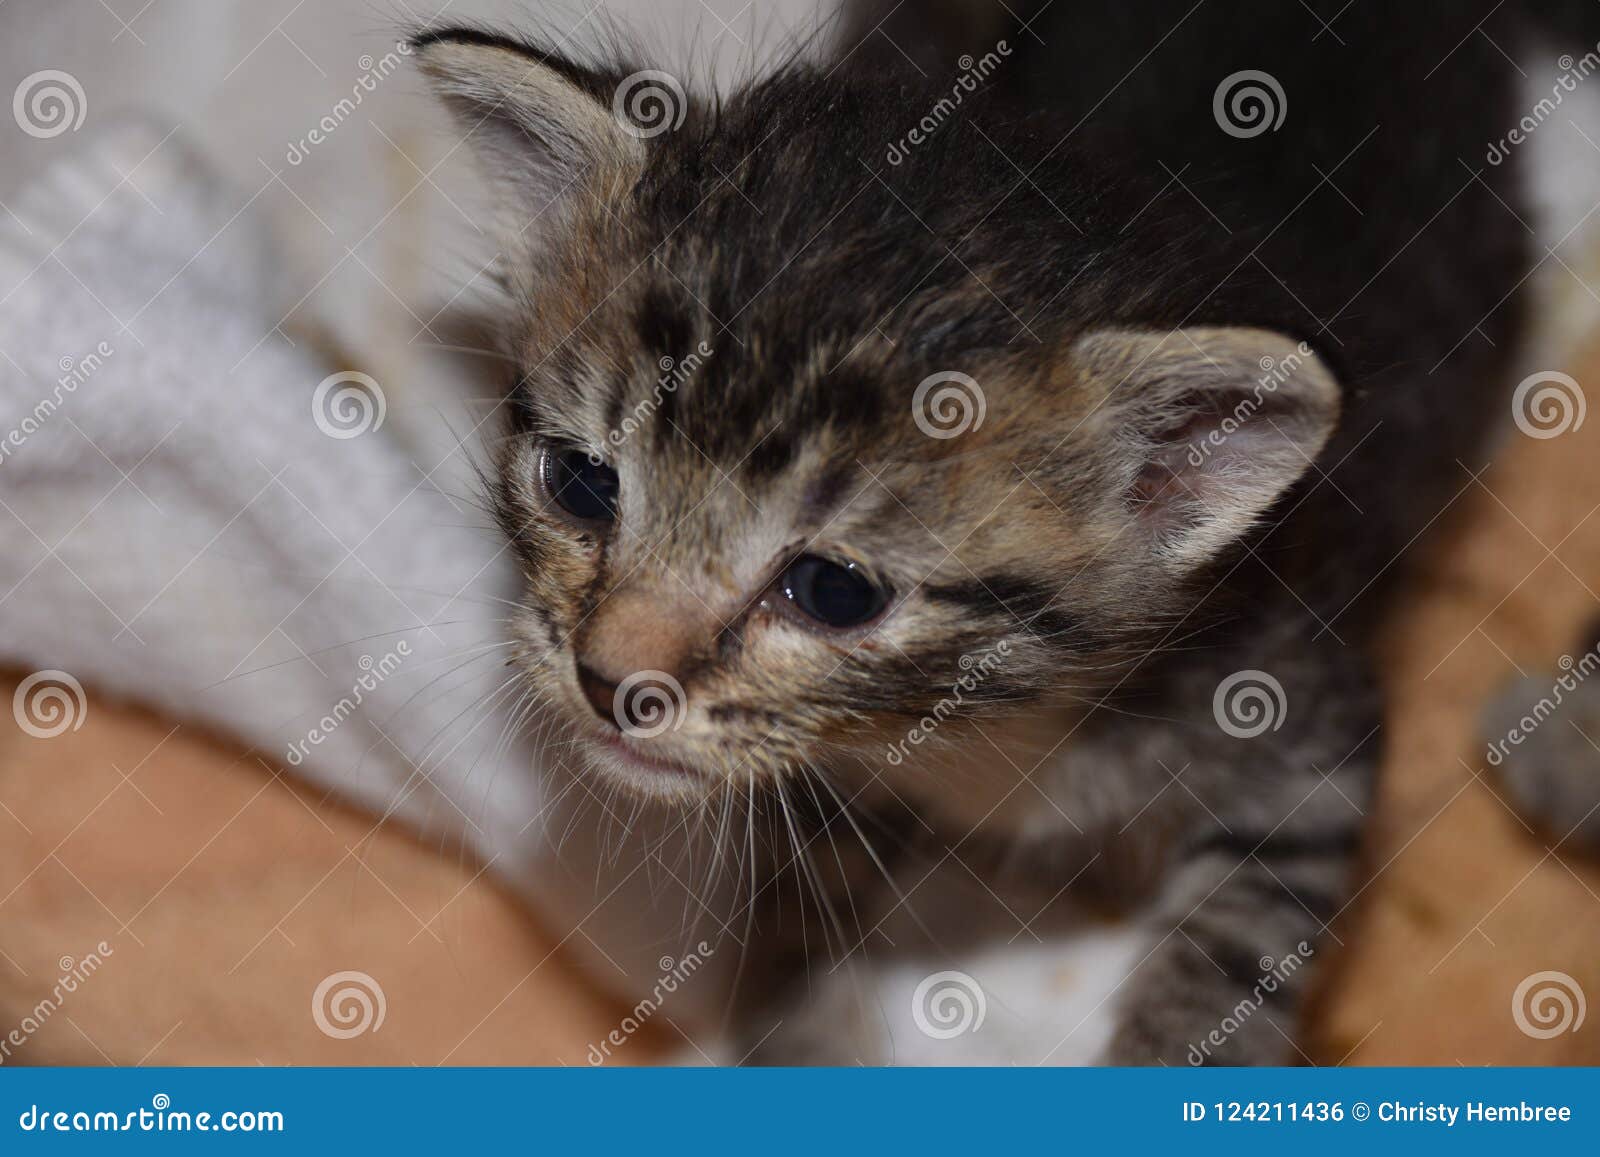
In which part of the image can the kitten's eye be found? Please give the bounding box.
[780,555,888,629]
[542,447,619,522]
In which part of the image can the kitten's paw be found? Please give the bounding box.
[1482,664,1600,852]
[1106,1007,1299,1067]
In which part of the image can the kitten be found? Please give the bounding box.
[411,1,1600,1063]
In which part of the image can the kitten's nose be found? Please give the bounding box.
[576,663,621,728]
[574,577,720,732]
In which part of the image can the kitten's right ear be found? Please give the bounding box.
[410,29,646,228]
[1066,326,1341,576]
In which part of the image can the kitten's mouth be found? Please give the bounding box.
[585,730,708,787]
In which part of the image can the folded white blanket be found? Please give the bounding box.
[0,120,723,1022]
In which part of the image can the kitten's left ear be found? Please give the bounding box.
[1070,326,1341,573]
[410,29,648,232]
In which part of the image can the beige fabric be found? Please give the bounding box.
[0,694,650,1065]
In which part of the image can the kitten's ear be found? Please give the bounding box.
[1071,327,1340,572]
[410,29,646,228]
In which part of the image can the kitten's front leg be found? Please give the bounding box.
[1105,812,1365,1066]
[1052,649,1378,1067]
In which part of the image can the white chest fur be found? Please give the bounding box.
[737,854,1159,1066]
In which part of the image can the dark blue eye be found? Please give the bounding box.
[543,448,619,522]
[781,555,888,628]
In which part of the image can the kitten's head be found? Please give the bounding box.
[414,27,1341,802]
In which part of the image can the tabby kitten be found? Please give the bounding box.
[412,0,1600,1063]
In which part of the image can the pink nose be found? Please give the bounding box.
[573,577,721,730]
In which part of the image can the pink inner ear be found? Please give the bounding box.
[1074,327,1339,568]
[1129,411,1216,509]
